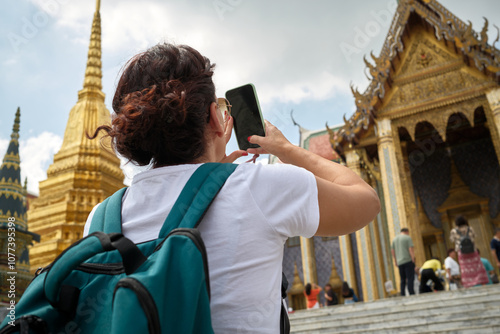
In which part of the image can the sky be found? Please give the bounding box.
[1,0,500,195]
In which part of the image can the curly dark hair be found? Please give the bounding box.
[91,43,216,167]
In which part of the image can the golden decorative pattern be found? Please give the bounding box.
[392,96,487,142]
[384,69,484,113]
[332,0,500,147]
[398,35,455,76]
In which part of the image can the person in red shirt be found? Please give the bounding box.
[304,283,322,309]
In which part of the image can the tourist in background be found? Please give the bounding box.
[449,215,489,287]
[324,283,338,307]
[477,249,497,284]
[391,228,416,296]
[419,257,445,293]
[444,248,462,289]
[490,227,500,270]
[341,281,358,304]
[304,283,322,309]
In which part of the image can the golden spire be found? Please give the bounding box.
[28,0,124,273]
[81,0,103,94]
[12,107,20,140]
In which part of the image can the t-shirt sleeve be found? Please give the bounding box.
[242,163,319,238]
[83,203,100,237]
[408,237,414,248]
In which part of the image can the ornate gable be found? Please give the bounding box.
[397,32,456,77]
[380,29,491,118]
[332,0,500,149]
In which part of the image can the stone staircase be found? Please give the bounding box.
[289,284,500,333]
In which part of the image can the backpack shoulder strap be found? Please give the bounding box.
[158,163,237,238]
[88,187,128,234]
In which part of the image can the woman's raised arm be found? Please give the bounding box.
[248,121,380,236]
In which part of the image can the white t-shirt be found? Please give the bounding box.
[444,256,460,277]
[83,163,319,333]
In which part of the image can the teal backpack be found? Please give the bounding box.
[0,163,236,334]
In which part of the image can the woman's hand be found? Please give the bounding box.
[247,120,294,163]
[219,150,248,163]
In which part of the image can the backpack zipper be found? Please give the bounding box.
[154,228,211,299]
[34,262,125,278]
[76,262,125,275]
[113,277,160,334]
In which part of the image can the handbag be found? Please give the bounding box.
[490,272,499,284]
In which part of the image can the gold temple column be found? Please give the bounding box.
[338,235,357,296]
[377,119,408,238]
[485,88,500,163]
[397,141,426,265]
[479,203,496,266]
[300,237,317,285]
[345,150,380,301]
[435,233,447,261]
[377,118,409,290]
[368,179,391,298]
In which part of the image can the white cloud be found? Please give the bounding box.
[19,132,63,195]
[260,72,351,105]
[26,0,356,108]
[3,58,17,66]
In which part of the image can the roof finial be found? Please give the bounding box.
[82,0,103,91]
[12,107,20,140]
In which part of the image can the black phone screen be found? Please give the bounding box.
[225,84,265,150]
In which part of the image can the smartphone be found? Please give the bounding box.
[225,84,265,150]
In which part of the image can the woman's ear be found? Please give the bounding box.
[208,102,224,137]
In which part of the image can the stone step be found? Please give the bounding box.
[292,315,500,334]
[290,285,500,321]
[424,325,500,334]
[289,285,500,334]
[291,306,500,333]
[290,293,498,324]
[290,301,500,332]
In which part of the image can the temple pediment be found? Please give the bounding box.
[332,0,500,148]
[379,30,494,118]
[395,33,456,79]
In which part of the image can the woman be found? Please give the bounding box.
[304,283,322,309]
[84,43,380,333]
[449,215,489,288]
[341,281,358,304]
